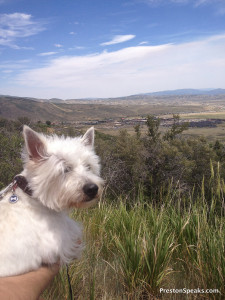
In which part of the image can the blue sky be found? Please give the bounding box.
[0,0,225,99]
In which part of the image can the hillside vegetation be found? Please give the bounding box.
[0,117,224,299]
[1,94,223,122]
[0,96,142,122]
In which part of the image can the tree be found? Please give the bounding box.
[134,124,141,139]
[146,115,161,143]
[163,114,189,141]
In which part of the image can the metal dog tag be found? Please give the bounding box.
[9,194,19,204]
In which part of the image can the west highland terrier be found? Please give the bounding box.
[0,125,103,277]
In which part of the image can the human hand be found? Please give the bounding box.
[0,263,60,300]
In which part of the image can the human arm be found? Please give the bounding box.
[0,263,60,300]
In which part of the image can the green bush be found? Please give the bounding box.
[0,127,23,189]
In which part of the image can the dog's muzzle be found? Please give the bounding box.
[83,183,98,201]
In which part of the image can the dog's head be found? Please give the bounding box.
[22,125,104,211]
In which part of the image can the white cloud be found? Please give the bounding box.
[0,13,46,48]
[195,0,218,5]
[69,46,86,50]
[9,34,225,99]
[139,0,225,8]
[38,52,57,56]
[136,0,225,15]
[2,70,13,73]
[194,0,225,14]
[54,43,63,48]
[0,59,31,70]
[101,34,136,46]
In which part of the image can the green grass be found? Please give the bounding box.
[43,177,225,300]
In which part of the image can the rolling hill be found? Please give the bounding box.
[1,89,225,122]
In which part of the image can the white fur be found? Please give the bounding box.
[0,126,103,277]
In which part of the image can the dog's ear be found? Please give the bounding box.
[23,125,47,160]
[82,127,94,147]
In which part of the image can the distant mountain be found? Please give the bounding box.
[206,89,225,95]
[145,88,225,96]
[1,89,225,104]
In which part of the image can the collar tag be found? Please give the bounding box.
[9,194,19,204]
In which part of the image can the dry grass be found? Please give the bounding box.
[43,172,224,300]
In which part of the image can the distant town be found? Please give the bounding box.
[59,116,225,130]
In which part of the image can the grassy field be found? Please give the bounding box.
[43,171,224,300]
[183,125,225,141]
[180,112,225,120]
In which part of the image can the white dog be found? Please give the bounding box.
[0,126,103,277]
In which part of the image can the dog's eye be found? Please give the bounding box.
[64,165,72,173]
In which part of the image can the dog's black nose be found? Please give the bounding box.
[83,183,98,200]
